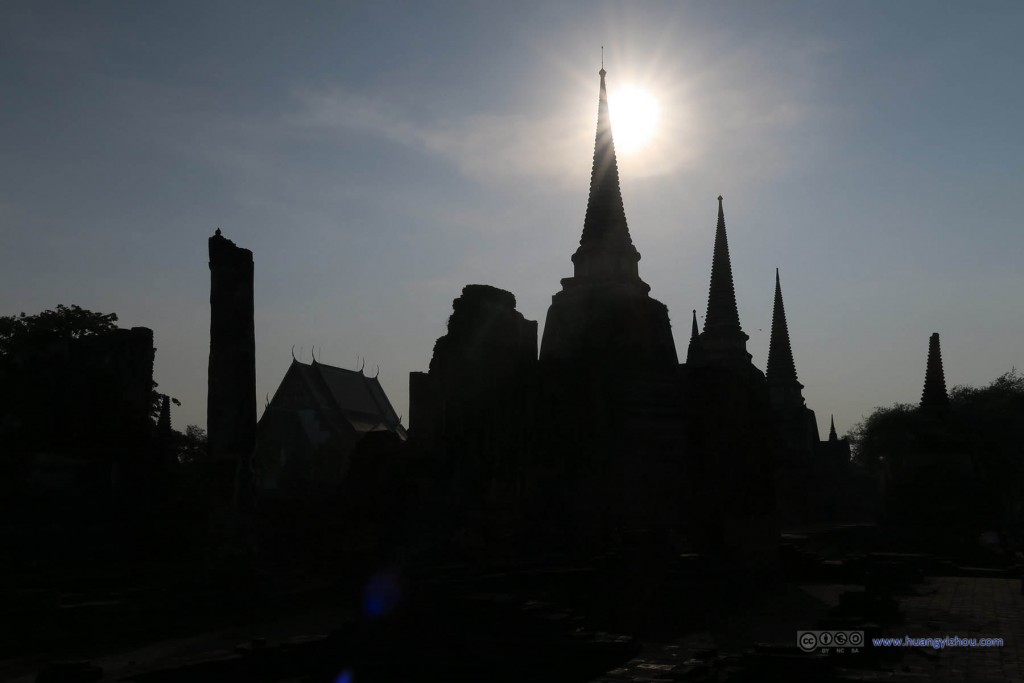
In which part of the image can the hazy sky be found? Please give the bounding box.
[3,1,1022,437]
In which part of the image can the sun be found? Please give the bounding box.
[609,85,660,155]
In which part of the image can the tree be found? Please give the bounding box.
[176,425,208,464]
[847,402,918,473]
[0,304,118,357]
[849,370,1024,553]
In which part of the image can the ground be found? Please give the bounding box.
[3,537,1023,682]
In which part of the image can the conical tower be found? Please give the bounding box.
[698,197,751,365]
[539,67,676,368]
[766,268,804,412]
[568,66,645,285]
[828,415,838,442]
[686,309,702,364]
[921,332,949,409]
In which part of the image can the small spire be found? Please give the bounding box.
[921,332,949,409]
[704,196,742,332]
[766,268,798,383]
[698,196,750,364]
[829,414,838,442]
[214,227,222,236]
[686,309,702,364]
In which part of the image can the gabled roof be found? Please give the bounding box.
[266,359,407,440]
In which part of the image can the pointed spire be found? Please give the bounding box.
[571,66,642,283]
[921,332,949,409]
[686,309,702,364]
[698,196,749,363]
[829,414,838,442]
[704,196,742,332]
[766,268,798,383]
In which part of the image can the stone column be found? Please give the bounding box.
[207,229,256,507]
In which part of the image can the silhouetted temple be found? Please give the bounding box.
[539,67,677,370]
[818,414,851,461]
[256,358,407,497]
[404,68,868,569]
[213,67,861,569]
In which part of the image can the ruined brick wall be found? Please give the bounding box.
[78,326,155,455]
[407,284,540,557]
[428,284,537,392]
[0,326,154,456]
[413,284,537,439]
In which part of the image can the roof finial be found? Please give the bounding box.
[215,226,222,236]
[601,45,604,70]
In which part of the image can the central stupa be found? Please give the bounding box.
[539,67,678,369]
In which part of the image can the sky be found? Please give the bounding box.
[2,1,1022,438]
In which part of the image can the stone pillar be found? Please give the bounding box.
[207,229,256,507]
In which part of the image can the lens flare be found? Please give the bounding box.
[362,570,401,618]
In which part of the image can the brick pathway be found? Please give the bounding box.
[592,577,1024,682]
[886,576,1024,681]
[7,574,1022,681]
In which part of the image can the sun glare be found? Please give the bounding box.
[609,85,659,155]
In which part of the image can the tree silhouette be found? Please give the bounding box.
[850,370,1024,554]
[0,304,118,356]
